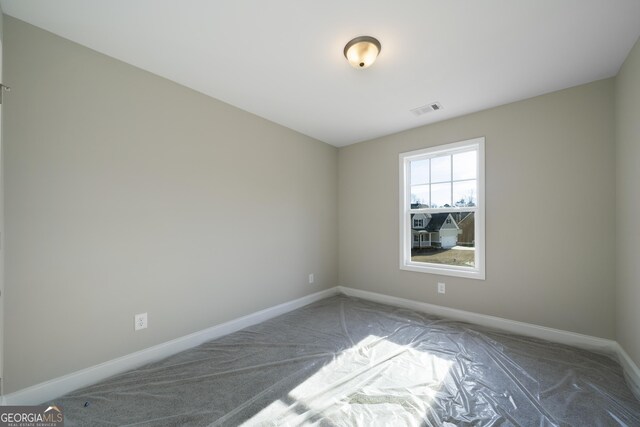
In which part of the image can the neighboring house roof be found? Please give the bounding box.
[412,212,473,231]
[426,213,456,232]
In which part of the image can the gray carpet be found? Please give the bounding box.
[49,295,640,426]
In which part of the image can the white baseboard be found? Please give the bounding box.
[1,287,340,406]
[613,343,640,401]
[338,286,640,401]
[338,286,616,353]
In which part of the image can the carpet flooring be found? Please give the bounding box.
[50,295,640,426]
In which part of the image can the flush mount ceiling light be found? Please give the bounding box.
[343,36,381,69]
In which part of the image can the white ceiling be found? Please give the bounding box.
[1,1,639,147]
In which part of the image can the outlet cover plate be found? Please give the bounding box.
[135,313,148,331]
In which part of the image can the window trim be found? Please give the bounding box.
[399,137,485,280]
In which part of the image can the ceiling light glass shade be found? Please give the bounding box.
[344,36,381,69]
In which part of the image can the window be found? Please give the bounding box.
[399,137,485,279]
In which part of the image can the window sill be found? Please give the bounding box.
[400,262,485,280]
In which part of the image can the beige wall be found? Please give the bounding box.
[0,10,5,388]
[339,79,616,339]
[615,37,640,367]
[2,17,338,393]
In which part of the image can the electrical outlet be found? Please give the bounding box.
[308,273,314,284]
[134,313,148,331]
[438,282,446,294]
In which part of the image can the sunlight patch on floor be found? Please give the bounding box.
[241,335,453,426]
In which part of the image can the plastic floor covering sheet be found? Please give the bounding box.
[50,295,640,426]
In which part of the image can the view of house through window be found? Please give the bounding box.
[400,137,485,279]
[410,211,475,267]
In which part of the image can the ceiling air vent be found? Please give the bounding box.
[410,102,443,117]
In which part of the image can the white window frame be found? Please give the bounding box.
[399,137,485,280]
